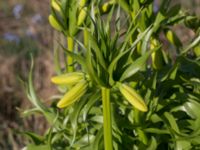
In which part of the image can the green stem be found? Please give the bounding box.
[101,87,113,150]
[67,36,74,72]
[83,28,88,47]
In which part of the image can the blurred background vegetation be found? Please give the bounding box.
[0,0,199,149]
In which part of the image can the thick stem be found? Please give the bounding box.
[67,36,74,72]
[101,87,113,150]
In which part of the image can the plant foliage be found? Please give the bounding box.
[21,0,200,149]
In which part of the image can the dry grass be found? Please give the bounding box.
[0,0,57,149]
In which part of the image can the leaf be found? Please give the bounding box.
[22,132,44,145]
[69,93,92,134]
[87,32,107,70]
[120,47,159,81]
[167,4,181,17]
[60,43,86,68]
[82,91,101,121]
[175,140,191,150]
[72,134,95,148]
[22,108,41,117]
[183,100,200,119]
[178,56,200,77]
[153,12,165,32]
[86,44,106,86]
[141,24,154,55]
[28,58,47,111]
[92,127,103,150]
[164,112,180,134]
[181,33,200,55]
[118,0,130,13]
[146,136,157,150]
[26,57,60,127]
[144,128,170,134]
[108,26,152,83]
[27,144,51,150]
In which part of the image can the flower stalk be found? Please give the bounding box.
[67,36,74,72]
[101,87,113,150]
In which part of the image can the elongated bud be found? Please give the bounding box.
[194,45,200,57]
[57,80,88,108]
[151,39,164,70]
[51,0,61,12]
[51,72,84,85]
[48,14,62,31]
[119,83,148,112]
[101,2,113,13]
[79,0,87,8]
[77,7,87,26]
[165,30,182,47]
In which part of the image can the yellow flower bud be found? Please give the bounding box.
[79,0,87,8]
[51,72,84,85]
[119,83,148,112]
[51,0,61,12]
[151,39,164,70]
[77,7,87,26]
[48,14,62,31]
[57,80,88,108]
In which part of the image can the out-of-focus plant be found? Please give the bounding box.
[21,0,200,150]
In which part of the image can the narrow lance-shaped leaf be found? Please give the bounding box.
[120,46,160,81]
[59,43,86,69]
[164,112,180,134]
[108,26,152,84]
[87,30,107,70]
[181,33,200,55]
[28,58,48,111]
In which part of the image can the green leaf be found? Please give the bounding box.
[144,128,170,134]
[72,134,95,148]
[92,127,103,150]
[86,44,106,86]
[120,47,159,81]
[60,43,86,68]
[22,108,41,117]
[87,31,107,70]
[26,57,60,127]
[146,136,157,150]
[69,94,93,145]
[27,144,51,150]
[28,58,47,111]
[178,56,200,77]
[167,4,181,17]
[164,112,180,134]
[118,0,130,13]
[108,26,152,84]
[22,132,44,145]
[181,33,200,55]
[183,100,200,119]
[175,140,191,150]
[82,91,101,121]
